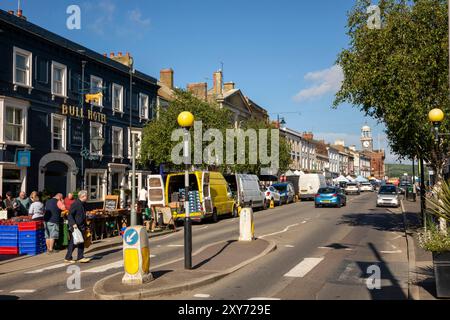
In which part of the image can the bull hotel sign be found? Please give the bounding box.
[61,104,107,124]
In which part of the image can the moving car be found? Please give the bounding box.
[164,171,237,223]
[299,174,327,200]
[360,182,374,192]
[345,182,360,195]
[225,174,267,210]
[272,182,295,204]
[265,186,282,206]
[376,185,400,208]
[315,187,347,208]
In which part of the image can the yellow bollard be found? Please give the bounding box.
[270,200,275,209]
[122,226,153,285]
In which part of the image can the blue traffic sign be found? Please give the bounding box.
[124,228,139,246]
[17,151,31,167]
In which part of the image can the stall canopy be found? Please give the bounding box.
[294,170,303,176]
[285,170,295,176]
[334,175,349,183]
[346,175,355,182]
[355,176,369,183]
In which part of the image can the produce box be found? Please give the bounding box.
[0,246,19,255]
[18,221,44,231]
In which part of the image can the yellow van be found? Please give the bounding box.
[164,171,237,223]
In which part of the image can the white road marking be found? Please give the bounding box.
[284,257,324,278]
[11,290,36,294]
[195,226,209,230]
[390,235,403,240]
[154,232,178,241]
[248,297,281,300]
[345,248,354,251]
[25,263,68,274]
[82,260,123,273]
[390,244,398,250]
[260,224,299,239]
[285,245,294,248]
[67,289,85,294]
[167,244,184,247]
[194,294,211,298]
[380,250,402,254]
[301,221,308,224]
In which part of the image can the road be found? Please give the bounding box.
[0,192,410,300]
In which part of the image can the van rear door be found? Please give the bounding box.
[202,172,213,214]
[147,175,165,207]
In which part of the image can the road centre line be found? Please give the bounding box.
[248,297,281,300]
[10,289,36,294]
[284,257,324,278]
[25,263,68,274]
[194,294,211,298]
[380,250,402,254]
[259,224,299,239]
[67,289,85,294]
[167,244,184,247]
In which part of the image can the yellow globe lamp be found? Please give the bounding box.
[428,108,445,124]
[177,111,195,128]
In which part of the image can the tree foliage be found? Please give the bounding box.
[334,0,450,174]
[140,90,291,174]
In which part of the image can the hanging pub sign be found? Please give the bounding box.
[61,104,107,124]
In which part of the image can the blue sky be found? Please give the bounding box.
[2,0,404,163]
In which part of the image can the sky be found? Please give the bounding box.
[1,0,405,163]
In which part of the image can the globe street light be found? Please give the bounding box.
[429,108,445,142]
[177,111,194,270]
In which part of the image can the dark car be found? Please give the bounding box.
[315,187,347,208]
[272,182,295,205]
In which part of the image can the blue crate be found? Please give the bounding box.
[19,248,46,256]
[0,239,18,247]
[19,230,45,237]
[0,233,19,240]
[0,225,18,233]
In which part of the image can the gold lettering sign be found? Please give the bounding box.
[61,104,107,124]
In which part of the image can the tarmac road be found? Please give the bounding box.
[0,192,410,300]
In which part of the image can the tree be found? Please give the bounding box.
[334,0,450,177]
[140,90,291,175]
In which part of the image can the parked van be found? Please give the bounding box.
[299,174,327,200]
[286,175,300,198]
[225,174,267,210]
[163,171,237,223]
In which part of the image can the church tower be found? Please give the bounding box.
[361,125,373,151]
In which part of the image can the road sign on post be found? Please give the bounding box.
[239,207,254,242]
[122,226,152,285]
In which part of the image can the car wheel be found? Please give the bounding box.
[232,205,238,218]
[212,209,219,223]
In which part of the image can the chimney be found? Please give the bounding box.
[160,69,174,89]
[110,52,115,58]
[213,70,223,96]
[8,10,14,15]
[17,9,22,17]
[110,52,133,67]
[302,132,314,141]
[118,52,123,57]
[223,82,235,92]
[187,82,207,101]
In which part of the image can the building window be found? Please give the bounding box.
[90,76,103,106]
[112,84,123,113]
[51,114,67,151]
[86,171,105,201]
[13,47,32,87]
[128,129,142,158]
[139,93,149,119]
[51,62,67,97]
[112,127,123,158]
[90,122,103,155]
[5,107,24,143]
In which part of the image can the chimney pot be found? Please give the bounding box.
[17,9,23,17]
[187,82,207,101]
[213,70,223,96]
[160,69,174,90]
[224,82,235,92]
[118,52,123,57]
[8,10,14,15]
[110,52,115,58]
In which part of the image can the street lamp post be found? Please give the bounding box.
[128,57,137,226]
[177,111,194,270]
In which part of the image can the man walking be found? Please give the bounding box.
[65,190,90,264]
[44,194,62,254]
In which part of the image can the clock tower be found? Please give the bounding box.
[361,125,373,151]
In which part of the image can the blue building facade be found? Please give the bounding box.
[0,10,159,204]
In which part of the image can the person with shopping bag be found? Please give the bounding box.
[65,190,91,264]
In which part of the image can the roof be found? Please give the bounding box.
[157,81,175,101]
[314,141,329,157]
[0,9,158,85]
[245,97,269,117]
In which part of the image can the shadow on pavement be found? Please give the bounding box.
[90,248,122,260]
[338,212,405,233]
[193,240,235,270]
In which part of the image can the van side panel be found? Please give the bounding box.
[210,172,235,215]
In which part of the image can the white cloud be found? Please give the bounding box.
[85,0,116,35]
[293,65,344,102]
[128,9,151,27]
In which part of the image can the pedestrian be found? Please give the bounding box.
[55,193,67,211]
[30,191,38,203]
[0,195,5,210]
[44,194,63,254]
[4,192,16,219]
[15,191,31,216]
[139,187,148,212]
[64,193,75,211]
[29,195,45,221]
[65,190,90,264]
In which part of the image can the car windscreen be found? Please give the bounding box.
[379,186,397,194]
[272,185,286,192]
[318,188,336,194]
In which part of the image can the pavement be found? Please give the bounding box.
[0,192,417,300]
[401,197,439,300]
[93,238,276,300]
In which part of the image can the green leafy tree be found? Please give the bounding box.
[334,0,450,177]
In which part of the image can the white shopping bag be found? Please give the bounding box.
[72,228,85,245]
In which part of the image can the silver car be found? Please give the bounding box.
[376,185,400,208]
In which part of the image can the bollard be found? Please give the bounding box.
[239,207,254,241]
[122,226,153,285]
[270,200,275,209]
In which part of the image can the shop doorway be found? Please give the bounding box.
[44,161,68,196]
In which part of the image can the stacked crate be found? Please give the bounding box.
[0,225,19,255]
[18,221,46,256]
[188,191,202,213]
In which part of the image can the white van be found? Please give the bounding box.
[299,174,327,200]
[225,174,267,210]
